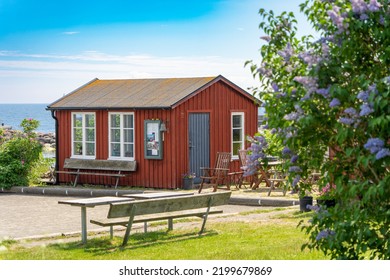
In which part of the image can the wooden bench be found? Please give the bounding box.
[90,191,232,246]
[56,158,137,188]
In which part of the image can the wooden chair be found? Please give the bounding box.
[198,152,231,193]
[266,168,288,196]
[234,149,256,189]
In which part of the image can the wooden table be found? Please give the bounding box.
[58,196,134,244]
[123,191,194,200]
[251,161,283,190]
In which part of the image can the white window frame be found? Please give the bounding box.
[71,112,96,159]
[108,112,135,161]
[231,112,245,160]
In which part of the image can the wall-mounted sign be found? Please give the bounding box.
[144,120,163,159]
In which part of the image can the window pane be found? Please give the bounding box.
[111,129,120,142]
[124,144,133,158]
[233,143,242,156]
[74,142,83,155]
[85,114,95,127]
[111,143,120,157]
[233,115,242,128]
[233,128,242,141]
[86,143,95,156]
[73,128,82,141]
[73,114,82,127]
[111,114,120,128]
[86,128,95,141]
[124,115,133,128]
[124,129,133,143]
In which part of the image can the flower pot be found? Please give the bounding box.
[317,199,336,208]
[299,196,313,212]
[182,178,194,190]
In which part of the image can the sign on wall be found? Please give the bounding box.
[144,120,163,159]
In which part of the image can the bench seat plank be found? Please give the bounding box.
[56,171,127,177]
[90,207,223,227]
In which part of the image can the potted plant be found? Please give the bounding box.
[182,171,196,190]
[299,192,313,212]
[317,183,336,208]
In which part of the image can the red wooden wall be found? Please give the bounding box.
[55,80,258,189]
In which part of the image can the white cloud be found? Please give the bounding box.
[62,31,80,35]
[0,50,257,103]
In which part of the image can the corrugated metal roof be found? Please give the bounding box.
[48,76,217,109]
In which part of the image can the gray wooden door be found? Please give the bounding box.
[189,113,210,183]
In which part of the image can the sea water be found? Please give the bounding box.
[0,104,55,133]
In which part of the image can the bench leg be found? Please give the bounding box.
[144,222,148,233]
[122,206,136,246]
[199,197,213,234]
[168,218,173,231]
[110,226,114,239]
[73,170,80,187]
[114,171,121,189]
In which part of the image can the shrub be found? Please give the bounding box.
[247,0,390,259]
[0,119,42,189]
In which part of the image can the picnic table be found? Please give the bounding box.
[58,196,135,244]
[251,161,286,192]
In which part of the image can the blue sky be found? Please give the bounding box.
[0,0,313,103]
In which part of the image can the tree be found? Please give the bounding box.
[247,0,390,259]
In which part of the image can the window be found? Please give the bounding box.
[232,112,245,159]
[109,113,135,160]
[72,113,95,158]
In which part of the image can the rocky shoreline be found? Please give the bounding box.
[0,129,56,150]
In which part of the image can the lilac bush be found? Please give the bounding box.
[247,0,390,259]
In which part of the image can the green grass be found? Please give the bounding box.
[0,211,328,260]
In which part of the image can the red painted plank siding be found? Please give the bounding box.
[55,80,258,189]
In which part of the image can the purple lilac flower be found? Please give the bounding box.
[278,43,294,62]
[339,117,355,125]
[257,63,272,77]
[298,50,320,67]
[368,0,382,12]
[350,0,368,14]
[316,88,330,98]
[364,138,384,154]
[276,92,287,99]
[284,112,300,121]
[329,98,341,108]
[360,13,369,20]
[289,166,302,173]
[344,107,358,116]
[260,35,271,42]
[292,175,301,187]
[359,103,374,116]
[293,76,318,95]
[282,147,292,156]
[271,83,279,92]
[327,6,348,32]
[357,90,369,102]
[380,15,385,25]
[316,229,335,241]
[375,148,390,160]
[291,155,299,163]
[254,135,267,144]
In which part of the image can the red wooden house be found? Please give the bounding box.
[47,75,259,189]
